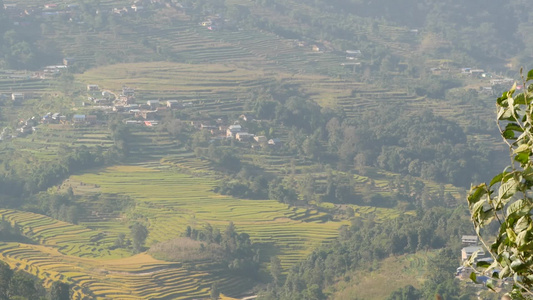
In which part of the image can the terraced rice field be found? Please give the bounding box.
[68,164,345,271]
[0,242,239,299]
[0,162,349,299]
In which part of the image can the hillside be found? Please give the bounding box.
[0,0,518,299]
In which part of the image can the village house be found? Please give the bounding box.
[87,84,99,91]
[63,57,75,66]
[461,235,478,246]
[226,124,242,138]
[235,132,254,141]
[167,100,180,109]
[268,138,282,147]
[93,98,111,105]
[86,115,97,125]
[254,136,267,144]
[140,111,157,120]
[147,100,159,109]
[11,93,24,103]
[113,106,125,112]
[200,123,217,130]
[144,120,158,127]
[73,114,86,124]
[461,245,485,261]
[18,124,33,134]
[239,114,255,122]
[130,4,143,12]
[346,50,361,60]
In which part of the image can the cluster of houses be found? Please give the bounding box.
[2,0,166,27]
[200,15,224,31]
[457,235,496,284]
[224,123,281,146]
[189,116,282,148]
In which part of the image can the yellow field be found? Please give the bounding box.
[0,164,347,299]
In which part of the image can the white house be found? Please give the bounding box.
[226,124,242,138]
[461,246,485,261]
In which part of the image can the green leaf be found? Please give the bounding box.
[503,129,516,139]
[477,261,491,268]
[498,107,513,120]
[468,185,487,205]
[509,82,517,96]
[515,93,526,105]
[516,231,528,248]
[515,216,530,233]
[507,228,517,243]
[499,177,518,200]
[486,279,495,291]
[515,152,529,165]
[490,172,508,187]
[527,69,533,81]
[470,271,478,283]
[507,199,532,216]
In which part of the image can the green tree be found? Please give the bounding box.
[49,282,70,300]
[130,223,148,253]
[0,262,13,300]
[210,282,220,300]
[270,256,282,286]
[467,69,533,297]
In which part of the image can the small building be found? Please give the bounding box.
[94,98,111,105]
[19,124,33,134]
[11,93,24,102]
[312,45,321,52]
[462,235,478,246]
[73,114,86,124]
[3,3,17,10]
[346,50,361,58]
[87,84,99,91]
[144,120,158,126]
[268,138,282,146]
[254,136,267,144]
[167,100,180,108]
[140,111,157,120]
[131,4,143,11]
[86,115,97,124]
[63,57,75,66]
[147,100,159,109]
[461,246,485,261]
[125,120,142,125]
[200,123,217,130]
[226,124,242,138]
[235,132,254,141]
[239,114,255,122]
[113,106,125,112]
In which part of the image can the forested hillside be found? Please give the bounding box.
[0,0,522,299]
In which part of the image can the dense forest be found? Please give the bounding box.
[259,205,474,299]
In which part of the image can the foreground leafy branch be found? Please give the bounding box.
[468,69,533,297]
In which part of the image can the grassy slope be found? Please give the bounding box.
[330,252,434,300]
